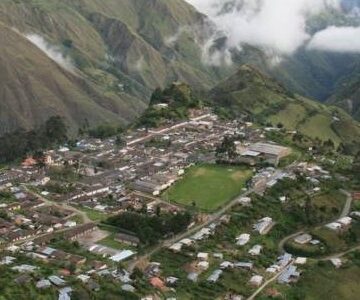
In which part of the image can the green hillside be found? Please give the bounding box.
[0,0,223,134]
[210,65,360,145]
[327,70,360,121]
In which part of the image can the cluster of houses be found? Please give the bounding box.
[0,187,79,245]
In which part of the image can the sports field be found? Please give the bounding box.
[165,164,253,211]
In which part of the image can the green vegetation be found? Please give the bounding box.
[0,116,68,163]
[165,164,253,211]
[79,207,107,222]
[104,211,192,246]
[98,233,136,251]
[276,254,360,300]
[137,82,202,128]
[210,65,360,145]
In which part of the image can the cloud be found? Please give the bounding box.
[24,34,74,71]
[185,0,350,64]
[308,26,360,53]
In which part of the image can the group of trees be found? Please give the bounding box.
[105,211,192,246]
[138,83,202,128]
[215,135,240,162]
[0,116,68,163]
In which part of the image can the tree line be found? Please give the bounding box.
[0,116,68,164]
[105,211,192,246]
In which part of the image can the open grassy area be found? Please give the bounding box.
[80,207,107,222]
[164,164,253,211]
[98,233,136,251]
[277,260,360,300]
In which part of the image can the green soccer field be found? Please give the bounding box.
[164,164,253,211]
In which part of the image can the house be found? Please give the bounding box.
[248,245,262,256]
[278,265,300,284]
[236,233,250,246]
[110,250,136,262]
[337,217,352,227]
[249,275,263,287]
[12,264,38,273]
[36,279,52,289]
[325,222,342,231]
[0,256,16,265]
[277,253,293,268]
[122,284,136,293]
[234,262,253,270]
[253,217,273,235]
[330,258,343,268]
[166,276,179,286]
[115,233,140,246]
[220,261,234,270]
[48,275,66,286]
[294,233,312,245]
[207,269,223,283]
[169,243,182,252]
[197,252,209,261]
[294,257,307,265]
[238,197,251,206]
[187,272,199,282]
[179,238,193,247]
[197,261,209,270]
[149,277,165,290]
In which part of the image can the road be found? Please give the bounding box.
[127,163,297,271]
[126,114,211,146]
[247,262,294,300]
[339,189,352,218]
[278,189,353,254]
[23,186,92,224]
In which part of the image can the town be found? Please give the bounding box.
[1,105,360,300]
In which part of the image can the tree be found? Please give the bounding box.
[45,116,68,145]
[150,87,164,104]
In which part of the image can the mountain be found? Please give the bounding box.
[210,65,360,145]
[0,22,146,134]
[0,0,223,134]
[327,69,360,120]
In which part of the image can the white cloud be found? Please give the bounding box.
[308,26,360,53]
[185,0,350,64]
[25,34,74,71]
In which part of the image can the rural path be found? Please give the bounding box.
[127,162,299,271]
[278,189,353,254]
[247,262,295,300]
[23,185,92,224]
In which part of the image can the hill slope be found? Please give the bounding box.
[0,0,221,134]
[0,23,147,134]
[210,65,360,145]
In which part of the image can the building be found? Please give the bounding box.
[248,143,291,166]
[236,233,250,246]
[253,217,274,235]
[278,265,300,284]
[294,233,312,245]
[115,233,140,246]
[249,275,263,287]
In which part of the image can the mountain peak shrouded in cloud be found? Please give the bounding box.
[185,0,360,64]
[308,26,360,53]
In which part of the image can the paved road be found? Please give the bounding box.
[127,162,298,271]
[127,114,211,146]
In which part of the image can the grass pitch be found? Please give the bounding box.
[164,164,253,211]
